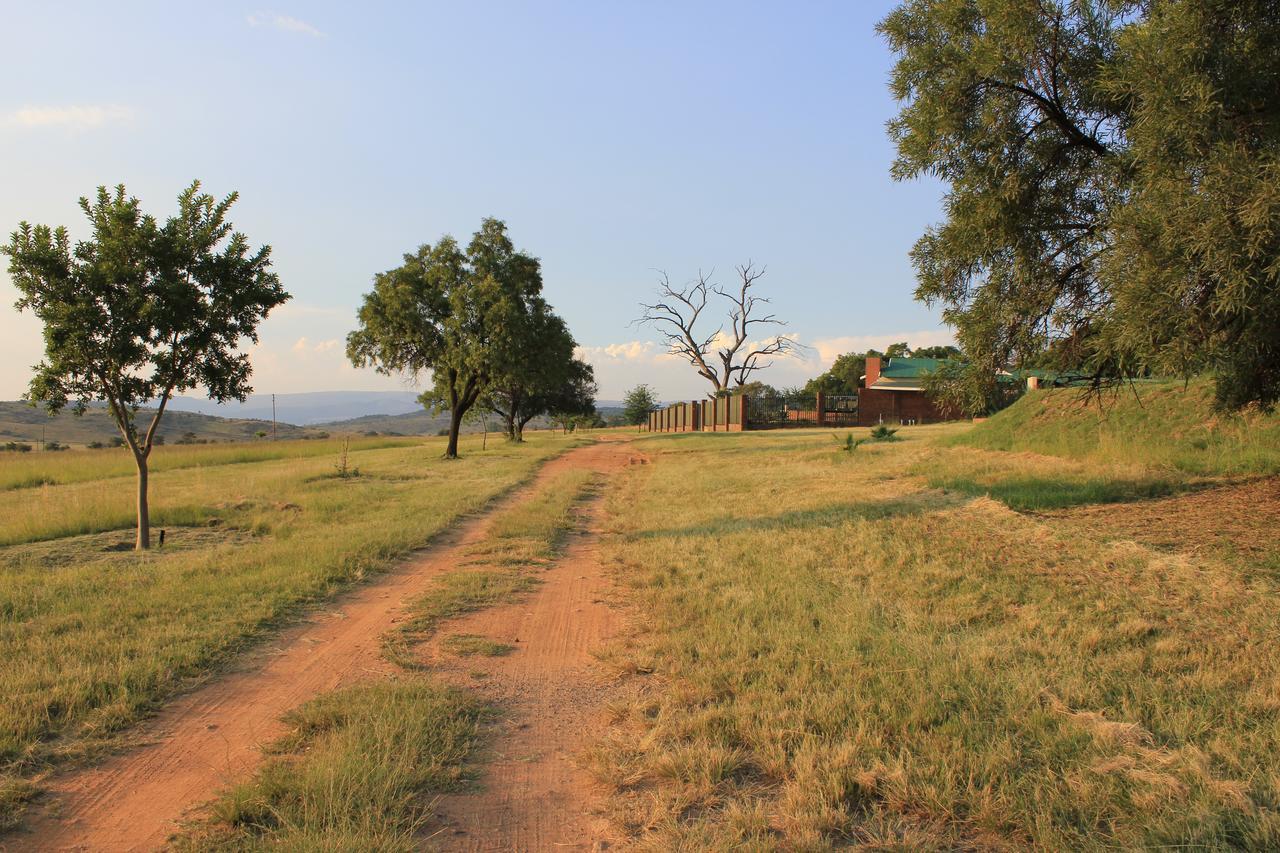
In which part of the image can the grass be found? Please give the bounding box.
[181,679,484,851]
[0,430,584,829]
[917,445,1183,510]
[592,427,1280,848]
[0,434,418,492]
[954,379,1280,476]
[441,634,515,657]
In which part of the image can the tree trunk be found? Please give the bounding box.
[504,413,517,441]
[445,408,464,458]
[135,454,151,550]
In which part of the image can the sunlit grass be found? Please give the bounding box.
[0,431,584,829]
[0,435,419,492]
[954,380,1280,476]
[593,427,1280,848]
[182,679,484,851]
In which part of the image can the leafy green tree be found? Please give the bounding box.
[912,344,963,361]
[5,182,287,550]
[622,384,658,427]
[543,358,598,436]
[348,219,538,459]
[801,350,882,396]
[884,341,911,359]
[483,298,591,442]
[880,0,1280,409]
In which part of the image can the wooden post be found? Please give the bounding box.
[815,391,825,427]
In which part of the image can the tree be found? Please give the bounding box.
[880,0,1280,409]
[884,341,911,359]
[802,350,882,396]
[543,358,598,435]
[622,384,658,427]
[636,263,799,396]
[482,298,590,442]
[348,219,540,459]
[4,182,287,549]
[912,344,963,361]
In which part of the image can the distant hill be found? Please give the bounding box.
[315,409,461,436]
[166,391,423,425]
[0,401,318,448]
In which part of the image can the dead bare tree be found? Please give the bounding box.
[635,263,799,395]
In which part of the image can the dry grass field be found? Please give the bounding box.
[3,383,1278,849]
[593,393,1280,848]
[0,432,584,829]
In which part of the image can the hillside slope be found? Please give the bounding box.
[953,380,1280,476]
[0,402,316,448]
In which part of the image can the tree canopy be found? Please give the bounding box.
[482,296,595,442]
[347,218,551,458]
[881,0,1280,409]
[5,182,287,549]
[622,384,659,426]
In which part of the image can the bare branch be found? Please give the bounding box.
[636,263,804,394]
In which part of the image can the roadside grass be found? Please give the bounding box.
[384,467,598,668]
[0,435,419,492]
[593,428,1280,849]
[180,679,484,851]
[954,380,1280,476]
[0,431,583,829]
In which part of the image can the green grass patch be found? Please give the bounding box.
[954,380,1280,476]
[441,633,515,657]
[182,679,483,851]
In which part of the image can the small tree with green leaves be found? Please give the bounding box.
[5,182,287,550]
[622,384,658,428]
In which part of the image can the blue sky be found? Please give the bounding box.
[0,1,950,401]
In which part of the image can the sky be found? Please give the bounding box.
[0,1,951,403]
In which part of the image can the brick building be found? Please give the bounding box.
[856,356,957,426]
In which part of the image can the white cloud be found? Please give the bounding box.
[247,11,325,37]
[292,336,341,354]
[576,340,659,362]
[5,105,134,130]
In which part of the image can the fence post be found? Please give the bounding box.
[815,392,825,426]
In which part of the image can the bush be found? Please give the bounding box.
[44,441,69,452]
[3,442,33,453]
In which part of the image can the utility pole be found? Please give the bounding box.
[272,394,278,441]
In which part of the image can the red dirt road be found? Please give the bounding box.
[5,439,637,852]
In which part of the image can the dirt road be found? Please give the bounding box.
[6,438,636,852]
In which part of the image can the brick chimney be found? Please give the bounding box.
[864,356,882,389]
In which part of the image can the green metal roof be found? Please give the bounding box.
[878,357,951,379]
